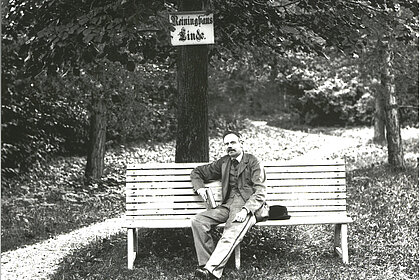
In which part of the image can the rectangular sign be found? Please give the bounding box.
[169,11,214,46]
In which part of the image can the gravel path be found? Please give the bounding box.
[292,133,356,162]
[1,216,124,280]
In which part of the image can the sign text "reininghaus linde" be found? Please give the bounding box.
[169,12,214,46]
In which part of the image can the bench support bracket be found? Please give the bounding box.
[334,223,349,264]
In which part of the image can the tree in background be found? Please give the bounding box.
[208,0,417,169]
[175,0,210,163]
[2,0,173,180]
[3,0,417,178]
[356,1,418,169]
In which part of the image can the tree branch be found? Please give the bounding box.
[269,0,301,9]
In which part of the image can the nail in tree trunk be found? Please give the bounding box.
[85,92,107,181]
[175,0,209,163]
[380,41,405,170]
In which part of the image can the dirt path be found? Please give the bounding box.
[1,216,124,280]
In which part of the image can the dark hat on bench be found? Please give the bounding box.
[268,205,291,220]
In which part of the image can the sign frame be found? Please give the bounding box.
[169,11,214,46]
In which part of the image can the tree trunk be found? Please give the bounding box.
[175,0,209,163]
[373,85,386,144]
[85,91,107,181]
[380,42,405,170]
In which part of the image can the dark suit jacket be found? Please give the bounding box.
[190,153,267,215]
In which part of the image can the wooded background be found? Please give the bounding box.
[2,0,418,180]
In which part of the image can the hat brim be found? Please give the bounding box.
[268,215,291,220]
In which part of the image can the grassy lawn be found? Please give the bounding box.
[50,165,418,280]
[2,124,418,279]
[1,157,126,252]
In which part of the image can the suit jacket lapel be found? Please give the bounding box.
[237,153,249,177]
[221,158,230,200]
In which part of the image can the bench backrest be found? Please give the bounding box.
[126,160,347,224]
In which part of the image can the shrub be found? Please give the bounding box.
[1,75,89,177]
[296,78,374,126]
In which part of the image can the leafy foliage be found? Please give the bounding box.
[5,0,172,75]
[1,72,89,176]
[294,54,375,126]
[2,0,418,175]
[209,50,376,126]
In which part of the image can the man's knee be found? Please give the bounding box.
[191,215,207,229]
[191,216,199,227]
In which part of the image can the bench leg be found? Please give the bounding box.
[341,224,349,264]
[127,228,138,269]
[234,244,241,270]
[334,224,349,264]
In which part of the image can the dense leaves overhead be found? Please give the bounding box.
[4,0,418,75]
[2,0,418,174]
[4,0,172,75]
[209,0,418,59]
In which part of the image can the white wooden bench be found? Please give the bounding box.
[124,159,353,270]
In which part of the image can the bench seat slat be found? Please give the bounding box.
[127,163,208,169]
[126,176,346,185]
[123,215,352,228]
[126,175,346,183]
[126,179,346,189]
[124,213,351,224]
[264,159,345,165]
[126,181,216,189]
[126,168,346,182]
[126,185,346,196]
[265,166,345,172]
[126,200,348,210]
[127,168,346,178]
[126,192,347,203]
[125,211,348,220]
[127,202,207,209]
[126,205,347,216]
[126,159,345,170]
[266,173,345,180]
[125,199,347,210]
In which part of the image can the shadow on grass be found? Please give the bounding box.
[51,166,419,280]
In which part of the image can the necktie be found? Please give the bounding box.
[232,159,239,168]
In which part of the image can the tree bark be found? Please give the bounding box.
[373,85,386,144]
[175,0,209,163]
[85,91,107,181]
[380,41,405,170]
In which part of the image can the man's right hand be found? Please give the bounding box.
[196,188,208,201]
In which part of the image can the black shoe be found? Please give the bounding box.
[194,267,217,279]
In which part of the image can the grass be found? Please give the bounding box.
[1,157,125,252]
[2,123,418,279]
[49,165,418,280]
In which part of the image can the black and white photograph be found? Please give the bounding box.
[1,1,419,279]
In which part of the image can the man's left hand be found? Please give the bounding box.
[233,209,248,223]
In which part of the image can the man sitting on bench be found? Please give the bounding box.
[190,131,268,279]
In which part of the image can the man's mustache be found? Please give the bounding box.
[227,148,236,152]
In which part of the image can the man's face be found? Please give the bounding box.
[223,133,243,158]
